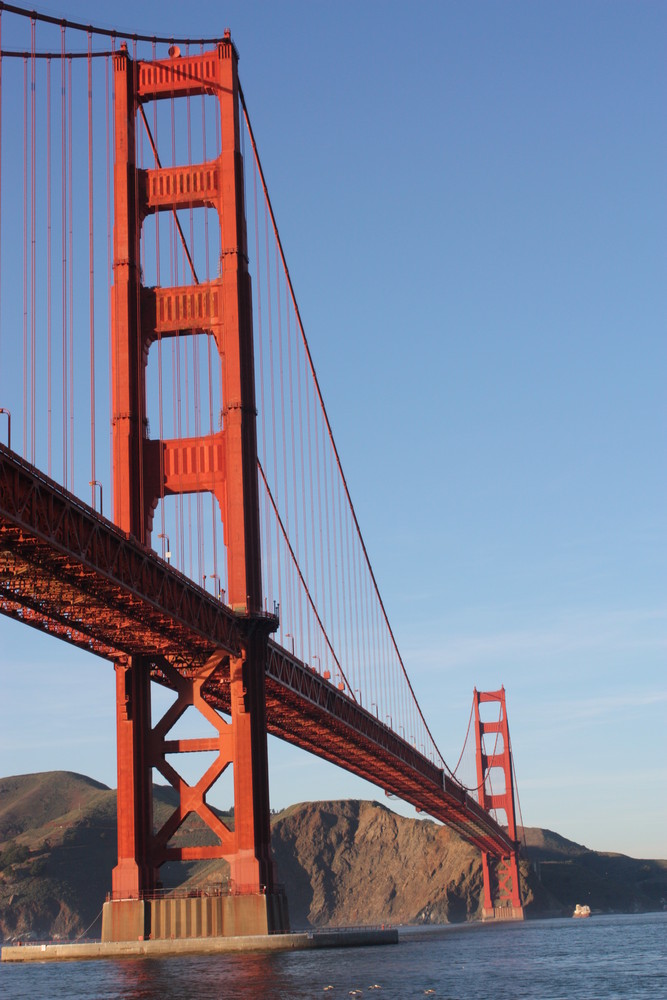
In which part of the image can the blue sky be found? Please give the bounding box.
[0,1,665,860]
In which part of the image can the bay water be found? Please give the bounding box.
[1,912,665,999]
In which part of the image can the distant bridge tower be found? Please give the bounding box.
[473,688,524,920]
[103,34,287,941]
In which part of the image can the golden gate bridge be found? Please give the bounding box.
[0,3,523,939]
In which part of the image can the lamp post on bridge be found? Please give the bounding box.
[157,533,171,563]
[285,633,294,655]
[0,408,11,449]
[89,480,103,516]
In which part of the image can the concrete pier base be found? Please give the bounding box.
[481,905,524,921]
[101,891,290,942]
[1,927,398,963]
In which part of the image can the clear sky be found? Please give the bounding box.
[1,1,665,860]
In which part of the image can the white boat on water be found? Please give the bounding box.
[573,904,591,918]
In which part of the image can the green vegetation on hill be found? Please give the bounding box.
[0,773,664,941]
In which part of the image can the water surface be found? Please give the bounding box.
[2,912,665,999]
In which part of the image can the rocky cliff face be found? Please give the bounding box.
[271,799,483,927]
[1,772,665,941]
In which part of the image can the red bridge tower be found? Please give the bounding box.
[102,35,287,941]
[474,688,524,920]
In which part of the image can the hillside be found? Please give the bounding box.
[0,772,665,940]
[520,826,667,915]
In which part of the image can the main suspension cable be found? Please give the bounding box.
[0,3,224,46]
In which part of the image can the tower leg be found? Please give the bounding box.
[102,658,155,943]
[481,852,493,912]
[111,657,155,900]
[228,642,274,891]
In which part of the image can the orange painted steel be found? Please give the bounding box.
[110,37,273,899]
[474,688,523,913]
[0,444,241,662]
[0,443,518,867]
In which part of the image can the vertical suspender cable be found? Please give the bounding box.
[60,28,67,485]
[169,87,180,560]
[253,161,272,605]
[202,64,218,590]
[132,39,144,543]
[296,301,311,660]
[22,30,29,460]
[370,595,380,718]
[0,14,2,408]
[265,206,281,624]
[180,96,193,580]
[0,13,2,402]
[305,350,319,662]
[285,298,304,650]
[350,483,362,689]
[275,250,289,625]
[88,31,96,504]
[184,53,202,585]
[216,101,224,595]
[329,446,342,686]
[47,57,52,476]
[202,60,218,588]
[30,18,35,464]
[151,41,166,555]
[106,52,112,496]
[68,55,73,490]
[324,425,336,671]
[22,56,27,458]
[338,474,350,684]
[360,549,371,706]
[170,92,184,569]
[314,405,326,669]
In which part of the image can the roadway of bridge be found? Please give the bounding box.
[0,444,515,858]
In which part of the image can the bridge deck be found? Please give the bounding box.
[0,444,241,662]
[0,445,515,858]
